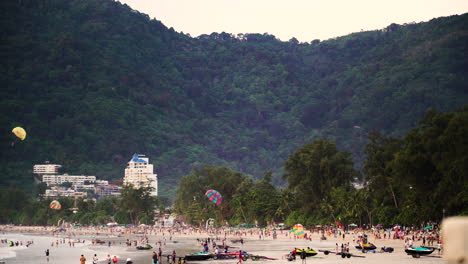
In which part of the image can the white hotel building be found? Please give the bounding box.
[42,174,96,186]
[33,164,62,174]
[123,154,158,196]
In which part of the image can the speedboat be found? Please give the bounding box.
[184,252,213,261]
[213,251,248,260]
[405,247,435,258]
[136,244,153,250]
[92,239,106,244]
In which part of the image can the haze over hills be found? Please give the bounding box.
[1,0,467,198]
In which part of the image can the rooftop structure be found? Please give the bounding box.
[124,153,158,196]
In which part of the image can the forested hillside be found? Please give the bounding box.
[1,0,467,198]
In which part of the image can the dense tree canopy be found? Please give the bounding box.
[0,185,165,225]
[174,166,281,226]
[284,139,357,213]
[363,108,468,225]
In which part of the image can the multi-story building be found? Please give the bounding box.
[123,153,158,196]
[43,187,87,198]
[33,163,62,174]
[95,180,109,186]
[96,185,122,198]
[42,174,96,186]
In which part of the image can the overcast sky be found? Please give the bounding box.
[119,0,468,42]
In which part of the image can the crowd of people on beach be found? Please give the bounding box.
[1,238,33,247]
[0,223,444,263]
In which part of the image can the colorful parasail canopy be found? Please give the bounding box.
[12,127,26,140]
[290,224,305,237]
[205,189,222,205]
[49,200,61,210]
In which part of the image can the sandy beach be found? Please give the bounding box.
[0,225,444,264]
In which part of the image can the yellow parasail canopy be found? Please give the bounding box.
[12,127,26,140]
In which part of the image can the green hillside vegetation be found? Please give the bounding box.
[2,108,465,225]
[1,0,467,198]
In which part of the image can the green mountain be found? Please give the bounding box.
[1,0,467,198]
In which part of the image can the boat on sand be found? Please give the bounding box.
[405,247,435,258]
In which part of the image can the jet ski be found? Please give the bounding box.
[355,243,377,251]
[296,248,318,256]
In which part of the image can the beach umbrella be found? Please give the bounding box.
[424,225,433,230]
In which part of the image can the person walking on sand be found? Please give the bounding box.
[237,250,243,264]
[80,255,86,264]
[300,249,307,264]
[113,255,118,264]
[152,251,159,264]
[172,250,176,264]
[107,254,112,264]
[93,253,99,264]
